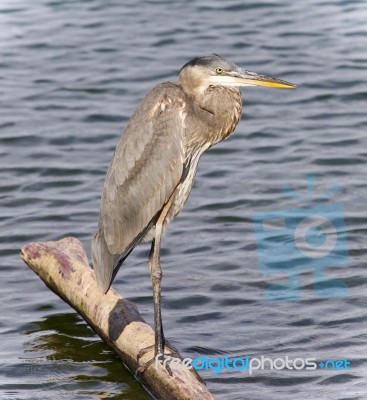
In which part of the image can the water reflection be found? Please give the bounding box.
[21,313,150,400]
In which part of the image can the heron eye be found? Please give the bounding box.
[215,67,223,74]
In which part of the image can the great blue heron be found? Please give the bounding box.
[92,54,295,371]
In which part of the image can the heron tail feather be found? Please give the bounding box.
[92,228,116,293]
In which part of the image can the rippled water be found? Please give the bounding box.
[1,0,367,399]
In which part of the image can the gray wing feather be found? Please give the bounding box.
[92,84,186,292]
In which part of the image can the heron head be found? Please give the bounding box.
[179,54,296,97]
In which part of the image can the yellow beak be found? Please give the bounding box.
[233,69,297,89]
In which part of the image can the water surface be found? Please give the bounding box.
[1,0,367,399]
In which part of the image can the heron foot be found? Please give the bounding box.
[136,343,179,377]
[136,344,205,384]
[136,341,179,369]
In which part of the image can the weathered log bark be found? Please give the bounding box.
[20,236,215,400]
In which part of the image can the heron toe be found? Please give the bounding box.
[136,343,180,377]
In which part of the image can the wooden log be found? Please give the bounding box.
[20,236,216,400]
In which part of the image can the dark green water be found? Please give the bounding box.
[1,1,367,399]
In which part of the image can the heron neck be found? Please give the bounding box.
[193,86,242,145]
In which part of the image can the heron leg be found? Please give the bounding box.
[137,199,179,371]
[144,197,175,358]
[135,208,205,383]
[137,223,178,356]
[151,227,165,356]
